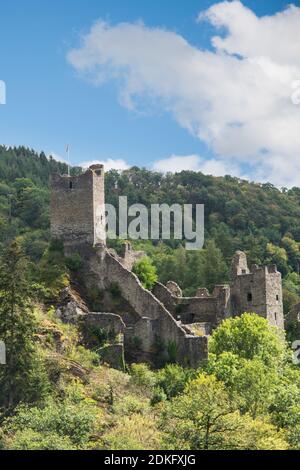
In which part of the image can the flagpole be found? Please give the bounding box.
[67,145,70,177]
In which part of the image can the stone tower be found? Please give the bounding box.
[50,164,106,249]
[230,251,284,328]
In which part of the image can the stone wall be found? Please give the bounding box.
[91,165,106,246]
[230,261,284,328]
[265,267,284,328]
[86,248,208,367]
[153,282,230,326]
[50,165,106,247]
[84,312,126,336]
[118,242,145,271]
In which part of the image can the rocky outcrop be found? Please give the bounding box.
[55,287,89,323]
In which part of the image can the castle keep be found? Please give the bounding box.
[50,165,284,368]
[51,165,106,248]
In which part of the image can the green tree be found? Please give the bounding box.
[266,243,289,275]
[161,373,287,450]
[201,240,228,292]
[132,257,158,290]
[0,241,48,412]
[209,313,286,368]
[207,353,277,418]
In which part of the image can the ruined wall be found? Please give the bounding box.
[92,165,106,246]
[50,165,106,247]
[153,282,230,325]
[69,244,207,366]
[265,267,284,328]
[230,268,267,317]
[84,313,126,336]
[230,263,284,328]
[118,242,145,271]
[98,250,207,367]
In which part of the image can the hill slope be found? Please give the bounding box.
[1,146,300,309]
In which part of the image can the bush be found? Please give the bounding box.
[151,387,167,406]
[3,397,102,449]
[132,257,158,290]
[113,395,150,416]
[130,364,157,390]
[65,253,83,271]
[157,364,195,399]
[167,341,178,363]
[101,414,162,450]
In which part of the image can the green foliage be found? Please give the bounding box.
[130,363,157,390]
[157,364,195,399]
[2,397,101,450]
[132,256,158,290]
[1,147,300,310]
[34,240,69,301]
[0,241,50,412]
[87,325,117,349]
[167,341,178,363]
[200,240,229,293]
[161,373,287,450]
[2,148,300,450]
[150,387,167,406]
[65,253,83,272]
[207,353,278,418]
[209,313,287,368]
[101,414,162,450]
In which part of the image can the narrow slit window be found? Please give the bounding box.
[69,181,73,190]
[247,293,252,302]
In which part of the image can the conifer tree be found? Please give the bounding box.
[0,241,47,412]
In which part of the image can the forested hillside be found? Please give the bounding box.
[2,146,300,450]
[1,145,300,312]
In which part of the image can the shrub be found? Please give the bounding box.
[167,341,178,363]
[113,395,150,416]
[151,387,167,406]
[157,364,195,399]
[2,398,102,449]
[130,364,157,390]
[65,253,83,271]
[101,414,162,450]
[132,257,158,290]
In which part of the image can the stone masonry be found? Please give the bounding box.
[50,165,284,369]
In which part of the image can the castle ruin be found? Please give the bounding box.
[50,165,284,369]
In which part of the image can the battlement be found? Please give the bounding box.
[231,252,279,279]
[50,165,106,248]
[230,251,283,328]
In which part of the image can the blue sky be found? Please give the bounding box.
[0,1,300,186]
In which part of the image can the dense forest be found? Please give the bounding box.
[1,145,300,311]
[2,146,300,450]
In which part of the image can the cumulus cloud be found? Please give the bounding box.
[79,158,130,171]
[67,1,300,187]
[48,152,68,164]
[153,154,243,177]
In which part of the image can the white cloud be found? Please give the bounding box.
[48,152,68,164]
[67,2,300,187]
[153,154,243,178]
[153,155,200,173]
[79,158,130,171]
